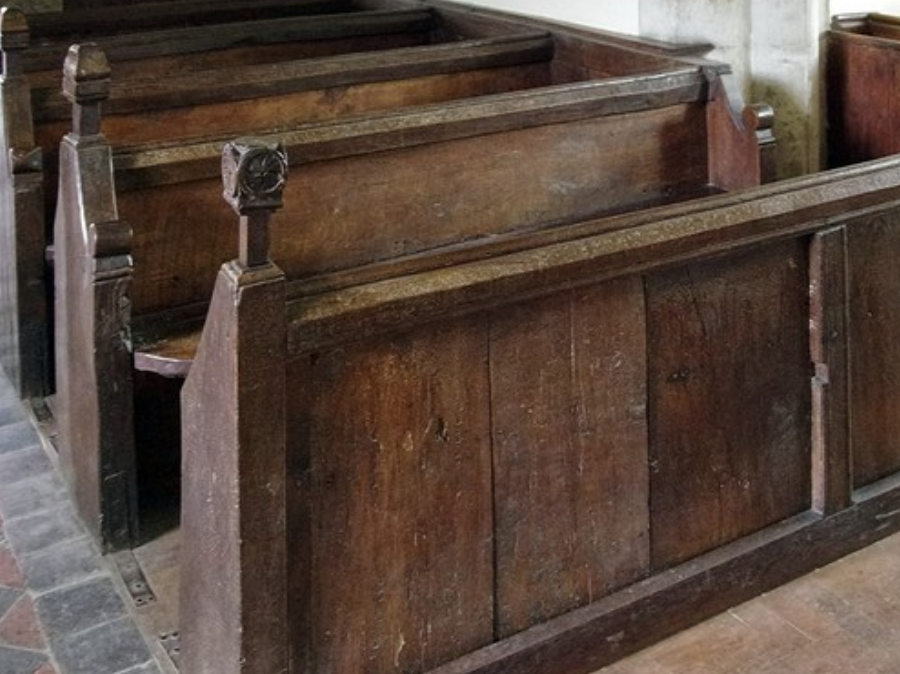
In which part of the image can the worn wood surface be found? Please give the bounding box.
[45,2,771,555]
[810,227,852,514]
[181,153,900,674]
[646,240,811,569]
[827,14,900,166]
[289,318,495,673]
[847,210,900,488]
[490,282,649,638]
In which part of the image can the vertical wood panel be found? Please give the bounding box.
[288,317,494,674]
[810,228,851,514]
[847,212,900,487]
[490,277,649,638]
[647,240,811,570]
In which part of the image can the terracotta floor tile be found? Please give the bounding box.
[0,593,46,651]
[0,543,25,589]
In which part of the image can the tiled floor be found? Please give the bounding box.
[0,374,165,674]
[2,361,900,673]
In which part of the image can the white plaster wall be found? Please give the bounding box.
[831,0,900,13]
[452,0,639,35]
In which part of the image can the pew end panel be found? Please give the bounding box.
[0,7,49,399]
[53,43,137,551]
[181,143,900,673]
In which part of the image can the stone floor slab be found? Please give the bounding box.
[18,537,105,595]
[52,617,154,674]
[3,507,86,557]
[0,422,41,455]
[0,473,68,522]
[0,447,54,489]
[0,644,48,674]
[35,576,126,641]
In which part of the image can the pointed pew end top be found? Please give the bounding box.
[0,7,29,52]
[62,42,110,106]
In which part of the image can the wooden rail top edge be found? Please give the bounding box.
[50,32,552,120]
[283,157,900,353]
[27,0,351,37]
[18,7,437,73]
[133,157,900,375]
[113,67,706,186]
[829,13,900,47]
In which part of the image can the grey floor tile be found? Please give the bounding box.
[18,537,105,594]
[35,576,126,640]
[0,446,54,488]
[0,472,68,521]
[0,586,21,617]
[53,617,154,674]
[4,506,87,558]
[118,661,163,674]
[0,421,41,455]
[0,644,48,674]
[0,403,26,428]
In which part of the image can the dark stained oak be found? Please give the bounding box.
[179,150,900,673]
[44,3,773,550]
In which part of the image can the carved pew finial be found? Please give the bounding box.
[222,137,288,268]
[62,43,110,139]
[0,7,28,79]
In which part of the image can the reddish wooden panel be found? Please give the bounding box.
[287,317,494,674]
[828,36,900,164]
[490,278,650,638]
[847,212,900,487]
[647,240,812,570]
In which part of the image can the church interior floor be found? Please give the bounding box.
[1,366,899,673]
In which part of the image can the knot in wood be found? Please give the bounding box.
[222,137,288,215]
[0,7,29,52]
[62,43,111,106]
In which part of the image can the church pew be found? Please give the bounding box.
[0,2,551,399]
[51,11,774,550]
[827,13,900,166]
[25,0,350,40]
[179,141,900,674]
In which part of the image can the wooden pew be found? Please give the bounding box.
[25,0,350,40]
[0,2,534,398]
[52,10,774,550]
[827,13,900,166]
[180,140,900,674]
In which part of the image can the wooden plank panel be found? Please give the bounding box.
[287,317,494,674]
[275,103,709,280]
[647,240,811,570]
[118,104,709,316]
[847,211,900,487]
[490,278,650,638]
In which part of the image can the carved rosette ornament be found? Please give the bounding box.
[222,138,288,215]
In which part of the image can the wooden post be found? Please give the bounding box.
[54,43,138,551]
[0,8,48,399]
[180,138,289,674]
[810,227,852,514]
